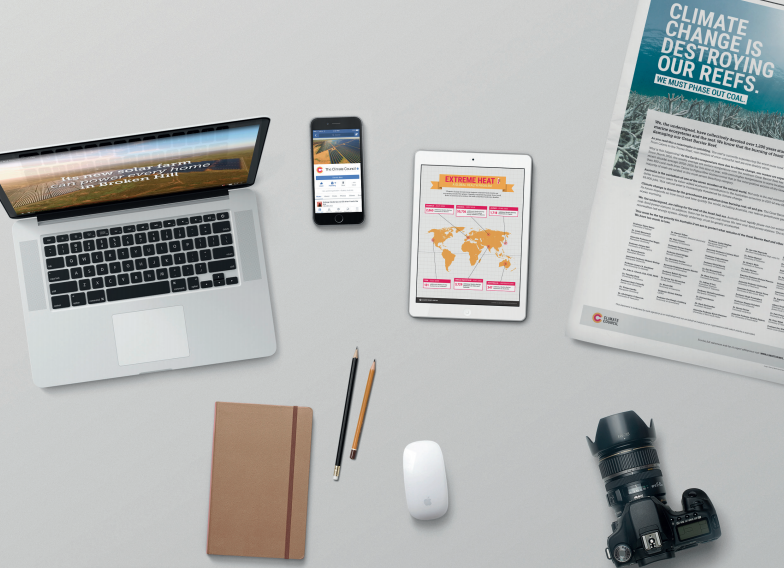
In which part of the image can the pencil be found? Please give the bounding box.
[334,347,359,480]
[350,360,376,459]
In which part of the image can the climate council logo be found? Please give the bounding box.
[317,166,323,173]
[592,313,603,323]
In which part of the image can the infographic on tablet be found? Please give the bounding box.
[415,165,526,307]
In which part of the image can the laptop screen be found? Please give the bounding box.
[0,121,264,218]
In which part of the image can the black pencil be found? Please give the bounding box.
[334,347,359,480]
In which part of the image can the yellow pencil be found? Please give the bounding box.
[349,360,376,459]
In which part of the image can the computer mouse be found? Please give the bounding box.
[403,440,448,520]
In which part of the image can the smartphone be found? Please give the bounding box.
[311,117,364,225]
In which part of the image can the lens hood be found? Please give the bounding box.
[586,410,656,458]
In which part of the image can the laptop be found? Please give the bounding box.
[0,117,276,387]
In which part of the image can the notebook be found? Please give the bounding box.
[207,402,313,559]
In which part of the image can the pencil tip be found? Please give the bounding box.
[354,347,358,357]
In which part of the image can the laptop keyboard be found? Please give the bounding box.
[42,211,239,309]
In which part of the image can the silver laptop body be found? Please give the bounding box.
[3,118,276,387]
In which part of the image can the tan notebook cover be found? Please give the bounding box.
[207,402,313,559]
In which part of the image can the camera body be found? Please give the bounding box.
[587,411,721,566]
[606,488,721,566]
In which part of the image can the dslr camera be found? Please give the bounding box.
[587,411,721,566]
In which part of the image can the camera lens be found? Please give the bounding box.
[587,411,666,514]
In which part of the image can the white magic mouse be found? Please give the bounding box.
[403,441,448,520]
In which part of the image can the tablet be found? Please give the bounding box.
[409,151,531,321]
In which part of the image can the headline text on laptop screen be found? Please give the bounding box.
[0,125,260,216]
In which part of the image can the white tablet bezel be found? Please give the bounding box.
[408,151,532,322]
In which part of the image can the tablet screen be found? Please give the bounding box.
[415,165,526,307]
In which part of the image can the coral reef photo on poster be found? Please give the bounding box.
[613,0,784,178]
[0,125,259,215]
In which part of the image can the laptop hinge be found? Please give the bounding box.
[36,188,230,224]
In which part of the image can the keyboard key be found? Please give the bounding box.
[195,237,207,249]
[208,259,236,273]
[91,251,104,263]
[78,279,91,291]
[213,246,234,259]
[78,253,91,265]
[217,212,229,220]
[171,278,186,292]
[143,244,154,256]
[122,235,134,246]
[161,229,173,241]
[83,231,96,239]
[97,263,108,275]
[44,245,57,257]
[199,224,211,235]
[135,258,147,270]
[183,264,195,276]
[174,227,185,239]
[122,260,134,271]
[161,255,173,266]
[70,242,82,254]
[50,281,77,295]
[187,277,200,290]
[105,275,117,287]
[70,267,83,279]
[212,221,231,233]
[169,266,182,278]
[91,277,104,289]
[203,214,216,222]
[190,216,202,224]
[136,223,149,231]
[182,238,194,250]
[220,233,233,245]
[46,257,65,270]
[43,236,56,244]
[226,277,239,285]
[83,240,95,251]
[105,250,117,261]
[156,243,168,254]
[110,227,123,234]
[201,281,213,289]
[57,243,69,255]
[186,251,199,263]
[96,238,108,250]
[51,294,70,309]
[123,225,135,233]
[163,219,176,227]
[195,263,207,274]
[107,281,170,302]
[149,257,161,268]
[97,229,110,237]
[109,236,121,248]
[150,221,162,229]
[130,246,142,258]
[208,235,219,247]
[118,248,130,259]
[134,233,147,244]
[186,225,198,237]
[56,234,69,242]
[84,266,96,277]
[131,272,143,284]
[118,274,130,285]
[110,262,121,274]
[143,270,155,282]
[213,273,225,286]
[70,292,87,306]
[70,232,82,240]
[156,268,168,280]
[66,255,78,267]
[200,249,212,261]
[176,217,189,225]
[87,290,106,304]
[147,230,160,243]
[48,269,69,282]
[169,241,182,252]
[174,253,185,265]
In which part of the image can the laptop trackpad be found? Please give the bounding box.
[112,306,190,366]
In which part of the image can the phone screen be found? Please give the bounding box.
[312,128,362,214]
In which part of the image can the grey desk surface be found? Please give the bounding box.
[0,1,781,566]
